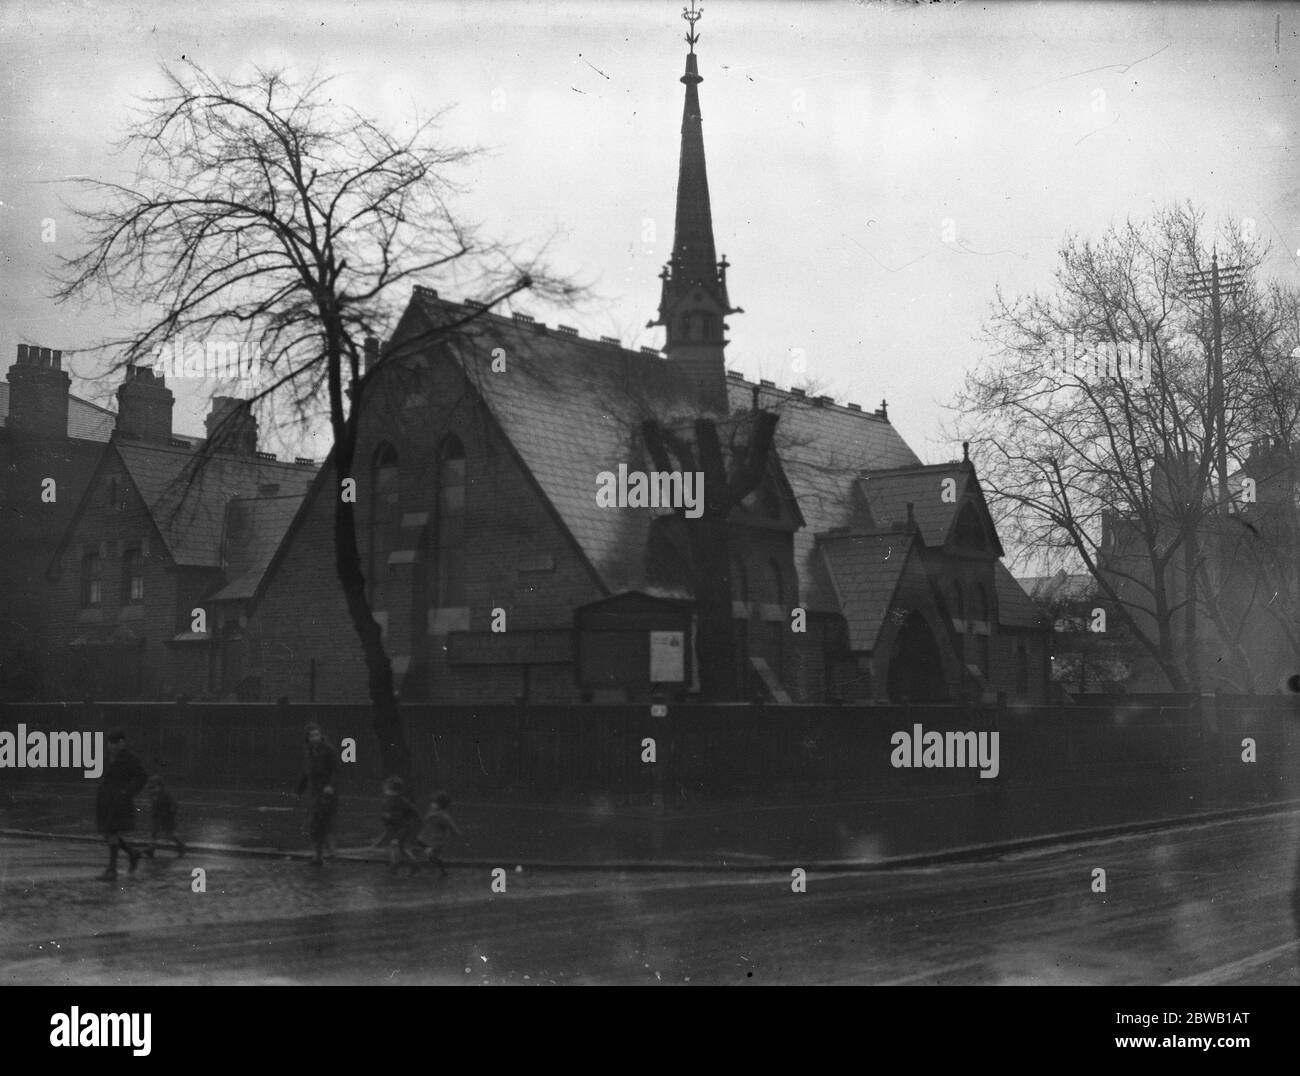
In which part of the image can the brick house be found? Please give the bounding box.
[1,352,318,700]
[0,344,114,698]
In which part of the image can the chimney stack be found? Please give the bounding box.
[114,364,175,443]
[363,336,380,374]
[6,343,71,438]
[205,396,258,456]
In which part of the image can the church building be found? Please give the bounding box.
[238,9,1051,707]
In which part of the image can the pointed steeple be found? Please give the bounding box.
[649,1,740,413]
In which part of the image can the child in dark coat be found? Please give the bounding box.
[95,730,147,880]
[374,776,421,874]
[296,722,339,865]
[308,786,338,859]
[422,791,464,878]
[142,775,188,858]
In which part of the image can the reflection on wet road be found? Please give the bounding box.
[2,809,1297,985]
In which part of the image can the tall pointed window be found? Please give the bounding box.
[369,443,399,607]
[768,558,785,678]
[435,435,467,607]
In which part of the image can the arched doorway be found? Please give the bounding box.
[886,611,947,702]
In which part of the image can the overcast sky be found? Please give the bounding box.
[2,0,1297,463]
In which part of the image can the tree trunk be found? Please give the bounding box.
[324,317,410,781]
[333,489,410,780]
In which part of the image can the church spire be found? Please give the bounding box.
[650,0,739,414]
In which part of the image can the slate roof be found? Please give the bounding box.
[995,562,1045,628]
[0,383,116,442]
[855,464,972,545]
[114,443,317,568]
[208,494,308,602]
[411,292,920,608]
[817,530,914,651]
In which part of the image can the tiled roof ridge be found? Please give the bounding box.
[116,440,318,471]
[412,288,665,362]
[859,461,970,477]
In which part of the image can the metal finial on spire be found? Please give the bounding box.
[683,0,702,53]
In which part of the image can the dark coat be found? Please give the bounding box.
[296,741,339,797]
[308,792,338,842]
[150,789,177,831]
[381,794,420,839]
[96,749,147,834]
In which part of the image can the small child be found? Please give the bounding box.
[307,785,338,866]
[142,776,188,859]
[375,776,422,874]
[422,791,463,878]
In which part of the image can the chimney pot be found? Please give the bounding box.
[39,347,52,367]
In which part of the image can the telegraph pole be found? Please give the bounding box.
[1182,252,1245,692]
[1186,251,1245,514]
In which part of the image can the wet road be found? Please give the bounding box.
[2,809,1298,985]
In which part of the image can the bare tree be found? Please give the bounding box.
[955,202,1300,692]
[52,61,580,776]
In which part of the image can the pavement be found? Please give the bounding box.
[4,779,1299,871]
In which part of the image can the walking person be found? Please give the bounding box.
[296,722,339,866]
[95,729,147,880]
[142,775,188,858]
[374,776,422,874]
[422,791,463,878]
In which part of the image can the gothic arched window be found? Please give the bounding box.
[436,435,467,606]
[369,442,400,607]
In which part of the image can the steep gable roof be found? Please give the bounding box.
[855,463,1004,557]
[208,493,307,602]
[817,529,917,651]
[113,443,316,568]
[407,291,921,605]
[995,562,1044,628]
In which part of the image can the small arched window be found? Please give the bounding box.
[369,442,400,606]
[436,435,467,606]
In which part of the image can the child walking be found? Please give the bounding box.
[95,729,147,880]
[375,776,422,874]
[422,791,463,878]
[296,722,339,866]
[142,776,188,858]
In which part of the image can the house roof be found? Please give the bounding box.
[208,493,308,601]
[1017,570,1093,603]
[410,291,921,607]
[0,382,116,443]
[817,530,915,651]
[853,463,1003,558]
[113,443,317,568]
[996,563,1045,628]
